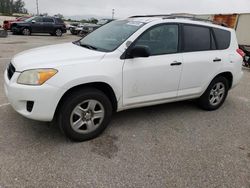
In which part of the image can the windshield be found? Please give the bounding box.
[79,20,145,52]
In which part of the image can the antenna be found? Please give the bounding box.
[112,9,115,19]
[36,0,39,15]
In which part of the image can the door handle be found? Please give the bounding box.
[171,61,182,66]
[213,58,222,62]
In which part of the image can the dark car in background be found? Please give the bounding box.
[71,19,114,36]
[3,16,31,30]
[78,19,114,37]
[239,45,250,67]
[11,16,67,36]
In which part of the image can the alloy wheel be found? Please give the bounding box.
[70,99,105,134]
[23,28,30,35]
[209,82,225,106]
[55,29,62,36]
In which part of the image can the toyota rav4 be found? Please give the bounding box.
[4,15,244,141]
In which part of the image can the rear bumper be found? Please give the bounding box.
[62,28,67,33]
[11,27,22,33]
[232,70,244,89]
[3,23,10,30]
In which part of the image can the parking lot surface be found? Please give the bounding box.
[0,33,250,188]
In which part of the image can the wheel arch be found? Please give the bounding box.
[54,82,118,120]
[214,71,233,89]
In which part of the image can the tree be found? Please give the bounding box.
[0,0,27,15]
[88,18,98,24]
[55,13,64,19]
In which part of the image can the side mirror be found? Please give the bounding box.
[31,20,36,23]
[129,45,151,58]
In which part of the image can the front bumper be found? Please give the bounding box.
[4,70,66,122]
[11,27,22,33]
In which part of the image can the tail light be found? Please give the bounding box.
[237,49,245,57]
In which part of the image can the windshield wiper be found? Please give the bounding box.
[80,43,98,50]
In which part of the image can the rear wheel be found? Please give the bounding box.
[54,29,62,37]
[22,28,31,35]
[198,77,229,111]
[57,88,113,142]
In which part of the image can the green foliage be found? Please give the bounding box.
[88,17,98,24]
[0,0,27,15]
[55,13,64,19]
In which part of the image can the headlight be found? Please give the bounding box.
[17,69,58,85]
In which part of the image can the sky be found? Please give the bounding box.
[23,0,250,19]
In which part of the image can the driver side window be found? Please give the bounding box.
[33,17,42,22]
[135,24,179,56]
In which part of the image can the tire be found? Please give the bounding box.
[54,29,62,37]
[22,28,31,35]
[198,76,229,111]
[57,88,113,142]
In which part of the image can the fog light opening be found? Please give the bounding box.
[26,101,34,112]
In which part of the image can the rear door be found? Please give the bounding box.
[178,24,224,96]
[42,17,55,33]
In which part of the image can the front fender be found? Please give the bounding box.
[60,76,121,101]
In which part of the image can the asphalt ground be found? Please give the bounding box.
[0,32,250,188]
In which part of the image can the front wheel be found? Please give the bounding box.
[22,28,31,35]
[57,88,113,142]
[198,77,229,111]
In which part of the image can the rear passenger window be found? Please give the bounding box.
[55,18,64,24]
[183,25,211,52]
[213,28,231,50]
[43,18,54,23]
[211,32,216,50]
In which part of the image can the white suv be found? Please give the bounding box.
[4,15,244,141]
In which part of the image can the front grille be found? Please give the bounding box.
[7,63,16,80]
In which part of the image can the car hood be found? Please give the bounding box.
[12,43,106,71]
[5,19,16,22]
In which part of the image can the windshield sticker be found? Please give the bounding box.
[127,22,144,27]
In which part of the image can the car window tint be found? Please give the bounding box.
[43,18,54,23]
[211,31,216,50]
[135,24,179,55]
[55,18,64,24]
[183,25,211,52]
[33,17,42,22]
[213,28,231,50]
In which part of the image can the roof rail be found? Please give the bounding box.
[166,15,228,27]
[129,14,171,18]
[129,14,228,27]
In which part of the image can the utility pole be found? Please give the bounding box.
[112,9,115,19]
[36,0,39,15]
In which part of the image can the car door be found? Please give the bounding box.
[122,24,183,107]
[42,17,55,33]
[178,24,224,97]
[31,17,43,33]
